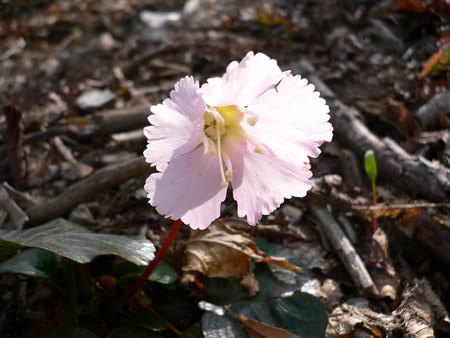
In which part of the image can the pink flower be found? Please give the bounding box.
[144,52,333,230]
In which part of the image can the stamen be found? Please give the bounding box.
[215,123,228,187]
[247,135,265,154]
[247,116,258,126]
[223,151,233,182]
[207,106,224,127]
[254,145,264,153]
[202,134,216,156]
[241,107,259,126]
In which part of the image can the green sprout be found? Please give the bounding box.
[364,150,377,205]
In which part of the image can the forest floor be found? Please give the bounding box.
[0,0,449,337]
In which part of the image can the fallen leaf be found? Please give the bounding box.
[420,47,450,78]
[394,0,427,12]
[354,203,432,223]
[372,228,400,300]
[181,221,304,293]
[394,0,450,13]
[0,185,28,230]
[240,272,259,296]
[227,308,299,338]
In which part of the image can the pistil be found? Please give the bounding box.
[215,123,228,187]
[223,152,233,182]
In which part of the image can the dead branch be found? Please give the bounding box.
[326,279,450,337]
[0,106,149,161]
[103,44,181,85]
[78,105,150,138]
[352,202,450,266]
[26,156,154,226]
[416,91,450,131]
[289,61,450,202]
[310,205,379,296]
[4,105,25,187]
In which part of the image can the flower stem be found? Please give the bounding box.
[125,219,183,299]
[371,180,378,232]
[371,180,377,205]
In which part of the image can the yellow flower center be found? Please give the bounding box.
[202,105,263,187]
[203,105,244,187]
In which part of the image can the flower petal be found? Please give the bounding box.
[200,51,286,107]
[228,141,312,226]
[144,76,205,170]
[145,147,228,230]
[243,74,333,167]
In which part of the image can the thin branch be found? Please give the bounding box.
[26,156,154,226]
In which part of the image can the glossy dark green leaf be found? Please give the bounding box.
[0,248,57,279]
[204,277,249,305]
[201,238,327,337]
[75,328,100,338]
[120,261,177,284]
[107,326,157,338]
[0,218,155,265]
[364,150,378,182]
[203,290,327,337]
[254,238,312,299]
[271,291,327,337]
[181,323,203,338]
[150,282,200,326]
[46,262,78,338]
[202,312,249,338]
[123,310,167,332]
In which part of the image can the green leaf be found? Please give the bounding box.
[150,282,200,326]
[122,310,167,332]
[75,328,100,338]
[107,326,156,338]
[364,150,377,182]
[0,248,58,279]
[201,238,328,337]
[202,312,249,338]
[181,323,203,338]
[203,277,249,305]
[254,238,312,299]
[120,261,177,284]
[0,218,155,265]
[271,291,327,337]
[46,262,79,338]
[202,291,327,338]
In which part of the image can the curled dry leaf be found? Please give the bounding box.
[0,185,28,230]
[181,221,304,295]
[371,228,400,300]
[226,308,299,338]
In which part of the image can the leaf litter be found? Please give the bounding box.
[0,0,449,336]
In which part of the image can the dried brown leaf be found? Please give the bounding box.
[181,221,304,290]
[240,272,259,297]
[354,203,433,223]
[226,308,299,338]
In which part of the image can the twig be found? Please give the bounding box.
[0,105,149,158]
[103,44,181,86]
[26,156,154,226]
[310,205,379,296]
[353,202,450,212]
[78,105,150,138]
[289,60,450,202]
[4,105,26,187]
[327,279,449,336]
